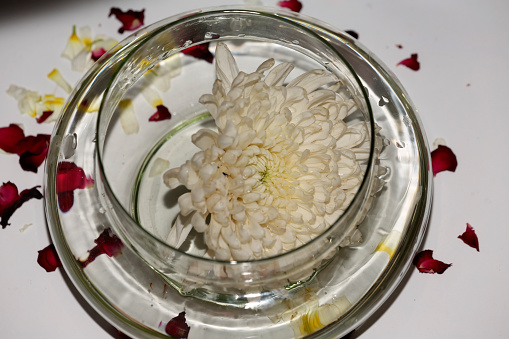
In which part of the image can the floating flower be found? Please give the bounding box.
[458,223,479,251]
[56,162,94,212]
[165,312,190,338]
[149,105,172,122]
[109,7,145,34]
[182,43,214,63]
[37,244,62,272]
[431,144,457,176]
[163,43,371,261]
[6,85,64,123]
[80,228,124,268]
[61,25,118,71]
[397,53,420,71]
[0,182,43,228]
[278,0,303,12]
[413,249,451,274]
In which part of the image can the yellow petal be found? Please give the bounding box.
[61,25,86,60]
[47,68,73,94]
[118,99,139,134]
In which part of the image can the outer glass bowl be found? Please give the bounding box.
[44,6,432,339]
[96,8,377,308]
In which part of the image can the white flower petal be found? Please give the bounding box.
[117,99,139,134]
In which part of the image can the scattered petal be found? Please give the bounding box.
[91,47,107,61]
[277,0,303,12]
[165,312,190,338]
[16,134,51,173]
[182,43,214,63]
[396,44,403,49]
[118,99,139,134]
[109,7,145,34]
[149,158,170,177]
[61,25,86,61]
[37,244,62,272]
[149,105,172,122]
[6,84,64,122]
[413,249,451,274]
[0,182,43,228]
[458,223,479,251]
[80,228,124,267]
[345,30,359,39]
[431,145,457,176]
[48,68,73,94]
[56,162,94,212]
[36,111,55,124]
[397,53,420,71]
[0,124,25,154]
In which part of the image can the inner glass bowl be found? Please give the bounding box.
[96,9,376,308]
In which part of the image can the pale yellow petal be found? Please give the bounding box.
[47,68,73,94]
[117,99,139,134]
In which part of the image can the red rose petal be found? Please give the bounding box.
[37,244,62,272]
[277,0,303,12]
[149,105,172,122]
[80,228,123,268]
[0,182,43,228]
[396,44,403,49]
[0,124,25,153]
[165,312,190,338]
[16,134,51,173]
[397,53,420,71]
[36,111,54,124]
[181,43,214,63]
[345,30,359,39]
[431,145,458,176]
[56,162,94,212]
[91,47,107,62]
[458,223,479,251]
[109,7,145,34]
[413,249,451,274]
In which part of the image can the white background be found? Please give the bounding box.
[0,0,508,338]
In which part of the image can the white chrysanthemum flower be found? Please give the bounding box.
[163,42,371,261]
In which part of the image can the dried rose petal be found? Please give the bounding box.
[397,53,420,71]
[431,145,457,176]
[36,111,54,124]
[413,249,451,274]
[109,7,145,34]
[278,0,303,12]
[396,44,403,49]
[165,312,190,338]
[458,223,479,251]
[91,47,107,62]
[0,182,43,228]
[15,134,51,173]
[149,105,172,122]
[345,30,359,39]
[56,162,94,212]
[37,244,62,272]
[0,124,25,153]
[80,228,123,268]
[182,43,214,63]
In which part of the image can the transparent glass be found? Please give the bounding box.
[95,10,376,308]
[44,6,431,339]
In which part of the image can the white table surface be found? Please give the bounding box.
[1,0,508,338]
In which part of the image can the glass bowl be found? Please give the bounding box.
[44,5,431,338]
[96,8,377,308]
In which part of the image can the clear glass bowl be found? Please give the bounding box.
[96,8,377,308]
[44,6,432,338]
